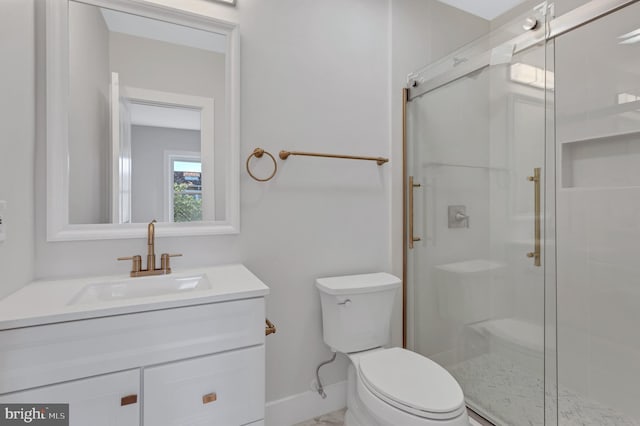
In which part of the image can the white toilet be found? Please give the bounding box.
[316,272,470,426]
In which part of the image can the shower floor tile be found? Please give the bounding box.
[449,353,638,426]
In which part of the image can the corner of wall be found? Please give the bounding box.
[0,0,36,298]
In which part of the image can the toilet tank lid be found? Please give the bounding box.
[316,273,401,295]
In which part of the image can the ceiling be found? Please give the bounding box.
[100,7,227,54]
[436,0,529,20]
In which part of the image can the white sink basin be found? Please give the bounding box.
[68,274,212,305]
[0,264,270,329]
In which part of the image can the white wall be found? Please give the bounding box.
[130,125,201,222]
[68,1,111,224]
[0,0,35,298]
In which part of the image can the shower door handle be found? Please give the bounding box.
[409,176,421,249]
[526,168,541,266]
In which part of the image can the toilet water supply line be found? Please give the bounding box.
[314,352,337,399]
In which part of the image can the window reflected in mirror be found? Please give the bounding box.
[171,158,203,223]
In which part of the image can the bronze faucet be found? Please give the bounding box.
[118,220,182,277]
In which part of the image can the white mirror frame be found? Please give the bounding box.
[46,0,240,241]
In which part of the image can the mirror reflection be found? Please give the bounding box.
[68,1,227,225]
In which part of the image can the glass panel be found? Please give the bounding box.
[555,0,592,16]
[555,3,640,425]
[406,36,550,426]
[172,160,203,223]
[544,35,559,426]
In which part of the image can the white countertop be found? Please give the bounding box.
[0,264,269,330]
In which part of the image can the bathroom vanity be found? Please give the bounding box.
[0,264,268,426]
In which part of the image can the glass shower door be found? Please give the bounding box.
[406,40,550,425]
[555,2,640,425]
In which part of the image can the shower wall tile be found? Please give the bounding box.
[588,261,640,347]
[558,189,640,422]
[588,332,640,420]
[587,189,640,266]
[556,2,640,145]
[417,73,491,168]
[556,324,590,393]
[558,188,640,421]
[413,164,492,363]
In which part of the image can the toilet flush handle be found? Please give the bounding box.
[337,299,352,307]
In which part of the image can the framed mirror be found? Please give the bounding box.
[45,0,239,241]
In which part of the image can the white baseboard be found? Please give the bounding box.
[265,380,347,426]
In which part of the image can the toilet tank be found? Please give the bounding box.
[316,273,401,353]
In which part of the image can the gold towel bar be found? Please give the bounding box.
[265,318,276,336]
[279,150,389,166]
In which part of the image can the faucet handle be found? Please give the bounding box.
[118,255,142,275]
[160,253,182,274]
[162,253,182,259]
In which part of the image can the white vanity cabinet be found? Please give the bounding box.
[144,346,264,426]
[0,370,140,426]
[0,295,267,426]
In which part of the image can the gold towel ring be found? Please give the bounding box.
[246,148,277,182]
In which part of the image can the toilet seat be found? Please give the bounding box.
[357,348,466,421]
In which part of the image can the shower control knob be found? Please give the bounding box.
[337,299,352,307]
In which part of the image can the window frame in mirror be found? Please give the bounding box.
[46,0,240,241]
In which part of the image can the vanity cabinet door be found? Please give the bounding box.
[144,345,265,426]
[0,369,140,426]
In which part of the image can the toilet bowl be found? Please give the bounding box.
[316,273,470,426]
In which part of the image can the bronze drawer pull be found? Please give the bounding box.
[121,394,138,406]
[202,392,218,404]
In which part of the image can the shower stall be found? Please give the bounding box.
[404,1,640,425]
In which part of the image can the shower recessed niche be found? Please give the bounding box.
[561,130,640,188]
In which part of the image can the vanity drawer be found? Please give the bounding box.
[0,369,140,426]
[143,345,265,426]
[0,298,264,394]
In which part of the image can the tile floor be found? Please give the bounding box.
[291,387,639,426]
[294,408,485,426]
[294,408,346,426]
